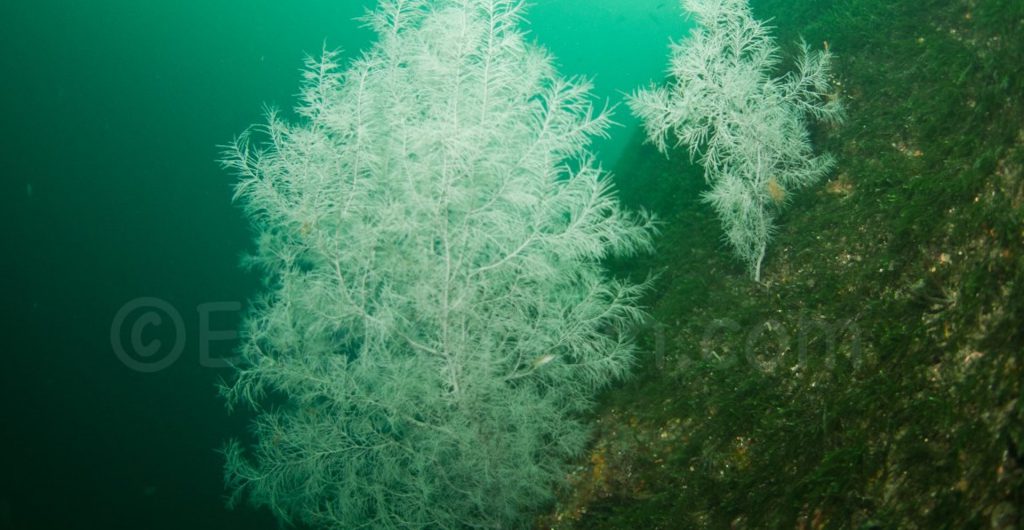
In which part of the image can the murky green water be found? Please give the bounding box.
[3,0,1021,528]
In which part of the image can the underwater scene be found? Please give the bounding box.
[3,0,1022,528]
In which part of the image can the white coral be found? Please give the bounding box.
[630,0,844,281]
[220,1,654,528]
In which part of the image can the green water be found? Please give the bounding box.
[3,0,1021,529]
